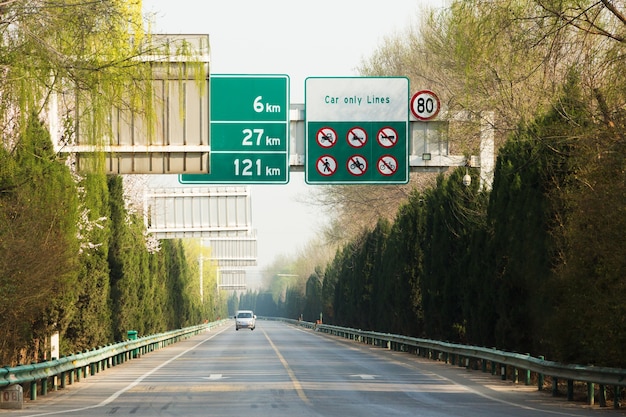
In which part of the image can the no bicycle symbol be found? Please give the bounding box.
[316,155,337,176]
[316,127,337,148]
[377,155,398,176]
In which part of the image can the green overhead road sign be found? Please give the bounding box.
[305,77,409,184]
[180,74,290,184]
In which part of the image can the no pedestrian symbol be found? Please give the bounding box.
[316,127,337,148]
[377,127,397,148]
[316,155,337,176]
[377,155,398,176]
[347,127,367,148]
[347,155,367,176]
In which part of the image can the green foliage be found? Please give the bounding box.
[302,271,323,322]
[64,173,113,352]
[0,115,80,364]
[420,171,485,343]
[255,292,279,317]
[181,240,228,323]
[0,0,151,153]
[543,87,626,366]
[261,70,625,368]
[378,192,427,336]
[106,178,224,341]
[0,1,222,366]
[227,293,240,317]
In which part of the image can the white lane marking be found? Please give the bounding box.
[351,374,377,380]
[21,325,231,417]
[202,374,228,381]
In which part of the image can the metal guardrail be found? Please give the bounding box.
[268,317,625,408]
[0,320,228,403]
[3,318,624,408]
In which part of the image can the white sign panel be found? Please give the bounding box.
[305,77,409,184]
[305,77,409,121]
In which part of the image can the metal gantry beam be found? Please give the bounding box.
[143,186,253,239]
[51,35,211,174]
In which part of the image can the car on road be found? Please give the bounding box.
[234,310,256,331]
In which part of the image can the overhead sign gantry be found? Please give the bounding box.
[181,74,290,184]
[304,77,409,184]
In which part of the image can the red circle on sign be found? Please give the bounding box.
[316,127,338,148]
[346,155,367,176]
[377,155,398,176]
[377,127,398,148]
[316,155,337,176]
[410,90,440,121]
[346,127,367,148]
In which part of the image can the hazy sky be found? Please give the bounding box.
[142,0,441,275]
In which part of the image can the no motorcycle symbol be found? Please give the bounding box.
[347,155,367,176]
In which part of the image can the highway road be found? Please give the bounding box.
[3,320,620,417]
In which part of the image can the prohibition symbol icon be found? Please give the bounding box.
[347,155,367,176]
[377,155,398,176]
[377,127,398,148]
[316,155,337,176]
[346,127,367,148]
[316,127,337,148]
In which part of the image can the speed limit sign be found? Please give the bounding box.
[410,90,440,121]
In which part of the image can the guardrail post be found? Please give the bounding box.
[598,385,606,407]
[537,356,544,390]
[513,367,519,383]
[491,360,497,375]
[523,354,531,385]
[481,359,487,373]
[41,377,47,396]
[567,379,574,401]
[552,377,558,396]
[60,371,66,388]
[614,385,620,409]
[30,380,36,401]
[501,364,506,381]
[587,383,595,405]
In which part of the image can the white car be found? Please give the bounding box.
[234,310,256,331]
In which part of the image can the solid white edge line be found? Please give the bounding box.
[21,325,231,417]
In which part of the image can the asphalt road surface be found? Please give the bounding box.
[3,320,622,417]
